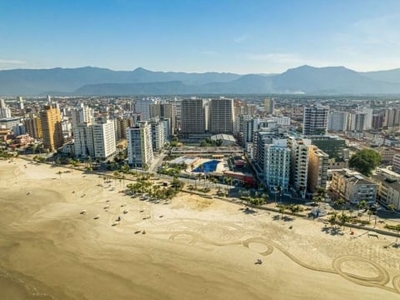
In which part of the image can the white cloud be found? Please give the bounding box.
[0,59,26,65]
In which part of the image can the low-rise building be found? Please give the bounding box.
[330,169,377,205]
[371,169,400,211]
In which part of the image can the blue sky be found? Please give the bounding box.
[1,0,400,73]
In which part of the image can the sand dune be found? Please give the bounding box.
[0,158,399,299]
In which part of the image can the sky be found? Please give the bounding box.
[1,0,400,74]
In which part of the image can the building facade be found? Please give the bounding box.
[209,98,234,134]
[330,169,377,205]
[127,122,154,168]
[181,99,206,135]
[308,146,329,193]
[303,104,329,135]
[40,104,64,151]
[264,140,291,192]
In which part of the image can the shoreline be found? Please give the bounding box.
[1,158,400,299]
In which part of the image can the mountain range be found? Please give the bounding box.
[1,65,400,96]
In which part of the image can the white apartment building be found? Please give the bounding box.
[0,99,11,118]
[71,103,94,127]
[348,112,367,132]
[149,118,165,152]
[264,139,291,192]
[74,120,116,159]
[272,116,291,126]
[127,121,154,168]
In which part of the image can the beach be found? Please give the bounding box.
[0,158,399,300]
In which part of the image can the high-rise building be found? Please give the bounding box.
[372,113,384,130]
[23,114,43,139]
[134,99,154,121]
[384,108,400,127]
[309,135,346,162]
[40,104,64,151]
[264,139,291,192]
[254,131,276,171]
[181,99,206,135]
[91,120,116,159]
[328,111,348,132]
[264,98,275,115]
[348,112,367,132]
[358,107,373,130]
[308,146,329,193]
[303,104,329,135]
[127,122,154,168]
[0,99,11,118]
[287,136,311,198]
[114,116,133,140]
[150,103,176,135]
[17,96,24,110]
[71,103,94,127]
[148,118,165,152]
[209,98,234,134]
[74,119,116,159]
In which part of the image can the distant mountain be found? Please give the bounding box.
[271,65,400,94]
[2,65,400,96]
[0,67,241,95]
[363,68,400,84]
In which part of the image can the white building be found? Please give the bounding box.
[127,122,154,168]
[348,112,367,132]
[149,118,165,152]
[272,116,291,126]
[0,99,11,118]
[264,139,291,192]
[71,103,94,127]
[74,119,116,159]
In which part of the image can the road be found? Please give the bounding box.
[149,152,166,173]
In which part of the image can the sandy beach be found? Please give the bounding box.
[0,158,400,300]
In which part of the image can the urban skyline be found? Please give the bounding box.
[1,0,400,73]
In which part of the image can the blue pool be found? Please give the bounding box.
[192,160,220,173]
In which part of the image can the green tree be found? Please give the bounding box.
[349,149,381,176]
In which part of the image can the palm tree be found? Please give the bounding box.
[334,198,346,212]
[338,212,350,231]
[328,211,338,227]
[278,205,286,219]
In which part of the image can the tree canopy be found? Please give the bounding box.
[349,149,381,176]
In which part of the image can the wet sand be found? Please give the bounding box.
[0,158,399,299]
